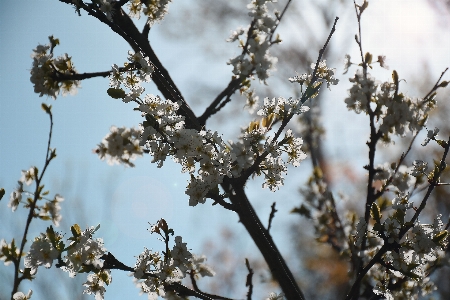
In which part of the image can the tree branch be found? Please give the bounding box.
[267,202,277,232]
[224,180,306,300]
[59,0,201,130]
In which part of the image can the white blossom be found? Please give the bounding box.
[24,233,59,271]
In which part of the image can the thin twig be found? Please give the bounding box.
[239,16,340,185]
[267,202,277,232]
[245,258,254,300]
[12,108,55,298]
[199,1,293,125]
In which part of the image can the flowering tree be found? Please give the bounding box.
[1,1,449,300]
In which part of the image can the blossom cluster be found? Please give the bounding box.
[100,50,309,204]
[354,195,448,299]
[289,60,339,90]
[72,0,173,31]
[8,167,64,226]
[138,92,308,197]
[25,225,106,274]
[344,54,436,142]
[108,50,154,102]
[30,36,80,99]
[18,217,214,300]
[257,96,310,120]
[373,163,415,193]
[23,225,109,300]
[127,0,173,26]
[95,126,143,167]
[133,219,215,300]
[226,0,280,82]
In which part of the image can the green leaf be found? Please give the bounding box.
[304,82,322,100]
[433,230,448,246]
[41,103,51,114]
[22,268,37,281]
[39,215,51,221]
[364,52,373,65]
[37,185,44,196]
[50,149,57,160]
[437,80,449,88]
[99,271,112,285]
[46,226,57,245]
[371,203,382,222]
[71,224,82,237]
[49,35,60,48]
[376,197,391,212]
[291,204,311,218]
[107,88,126,99]
[436,139,448,148]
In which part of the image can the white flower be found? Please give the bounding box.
[188,254,215,278]
[142,0,173,26]
[411,160,428,177]
[83,270,111,300]
[288,73,310,85]
[266,292,284,300]
[99,0,114,21]
[171,236,192,274]
[383,217,400,244]
[311,60,339,89]
[226,27,246,42]
[343,54,352,74]
[185,176,209,206]
[63,226,106,277]
[9,181,23,212]
[127,0,142,19]
[109,64,123,88]
[261,155,287,192]
[344,70,377,114]
[30,39,80,99]
[422,127,439,146]
[40,194,64,226]
[373,284,394,300]
[95,126,143,167]
[21,167,37,185]
[13,290,33,300]
[25,233,59,271]
[377,55,389,69]
[283,130,307,167]
[133,248,161,279]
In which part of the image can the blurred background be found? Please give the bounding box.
[1,0,450,299]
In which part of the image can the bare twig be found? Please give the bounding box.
[267,202,277,232]
[245,258,254,300]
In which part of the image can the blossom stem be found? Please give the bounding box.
[12,110,54,299]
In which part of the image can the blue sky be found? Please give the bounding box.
[1,1,450,299]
